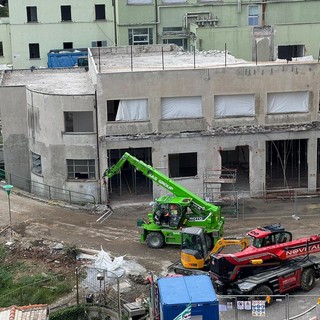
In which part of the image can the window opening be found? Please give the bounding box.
[0,42,3,56]
[32,152,42,174]
[278,45,305,61]
[127,0,152,4]
[169,152,197,178]
[95,4,106,20]
[163,38,187,50]
[63,42,73,49]
[29,43,40,59]
[248,5,259,26]
[128,28,153,45]
[27,6,37,22]
[61,5,72,21]
[67,159,96,180]
[91,41,107,47]
[64,111,94,132]
[107,100,119,121]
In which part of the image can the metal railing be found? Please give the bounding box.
[201,187,320,220]
[1,169,96,205]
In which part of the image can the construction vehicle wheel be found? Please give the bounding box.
[205,234,213,249]
[146,232,164,249]
[301,268,316,291]
[252,285,273,306]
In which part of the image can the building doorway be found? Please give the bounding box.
[266,139,308,189]
[107,148,152,199]
[220,146,250,191]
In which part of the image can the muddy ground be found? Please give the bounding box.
[0,185,319,303]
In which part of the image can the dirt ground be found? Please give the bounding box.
[1,184,319,303]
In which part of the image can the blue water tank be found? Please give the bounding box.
[157,275,219,320]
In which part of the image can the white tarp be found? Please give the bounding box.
[215,94,255,117]
[267,92,309,113]
[115,99,148,121]
[161,96,202,119]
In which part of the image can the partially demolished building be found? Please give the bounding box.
[1,45,319,203]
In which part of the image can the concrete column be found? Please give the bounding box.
[307,136,317,192]
[249,140,266,196]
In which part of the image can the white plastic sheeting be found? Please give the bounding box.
[115,99,148,121]
[214,94,255,117]
[161,96,202,119]
[267,91,309,113]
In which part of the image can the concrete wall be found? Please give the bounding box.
[3,0,320,68]
[26,89,98,198]
[0,86,30,180]
[96,62,320,199]
[0,18,12,67]
[8,0,114,69]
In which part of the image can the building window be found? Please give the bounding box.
[95,4,106,20]
[248,5,259,26]
[91,41,107,47]
[26,6,38,22]
[214,94,255,118]
[0,42,3,56]
[127,0,152,4]
[129,28,153,45]
[163,38,187,50]
[267,92,309,114]
[107,99,148,121]
[29,43,40,59]
[278,45,304,61]
[162,0,186,3]
[64,111,94,132]
[161,96,202,119]
[63,42,73,49]
[67,159,96,180]
[61,5,72,22]
[32,152,42,175]
[169,153,197,178]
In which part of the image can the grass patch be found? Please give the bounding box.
[0,244,76,307]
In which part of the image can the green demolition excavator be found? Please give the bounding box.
[104,152,224,249]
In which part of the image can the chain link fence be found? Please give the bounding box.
[218,294,320,320]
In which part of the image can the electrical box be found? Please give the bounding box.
[157,275,219,320]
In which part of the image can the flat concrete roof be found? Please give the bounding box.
[1,68,95,95]
[89,45,318,73]
[89,44,253,73]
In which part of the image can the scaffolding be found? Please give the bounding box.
[203,168,238,216]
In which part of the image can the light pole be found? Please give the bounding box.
[3,184,13,241]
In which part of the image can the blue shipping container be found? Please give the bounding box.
[47,50,88,68]
[158,275,219,320]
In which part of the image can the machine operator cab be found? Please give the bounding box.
[180,227,209,269]
[247,223,292,248]
[152,196,190,228]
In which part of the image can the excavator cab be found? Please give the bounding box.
[247,223,292,248]
[153,196,190,228]
[180,227,209,269]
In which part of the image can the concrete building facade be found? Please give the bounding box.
[1,45,320,203]
[2,0,320,69]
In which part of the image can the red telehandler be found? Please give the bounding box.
[173,224,320,302]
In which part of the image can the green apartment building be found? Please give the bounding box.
[1,0,320,69]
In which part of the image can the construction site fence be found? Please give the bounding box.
[1,169,96,205]
[218,294,320,320]
[201,187,320,220]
